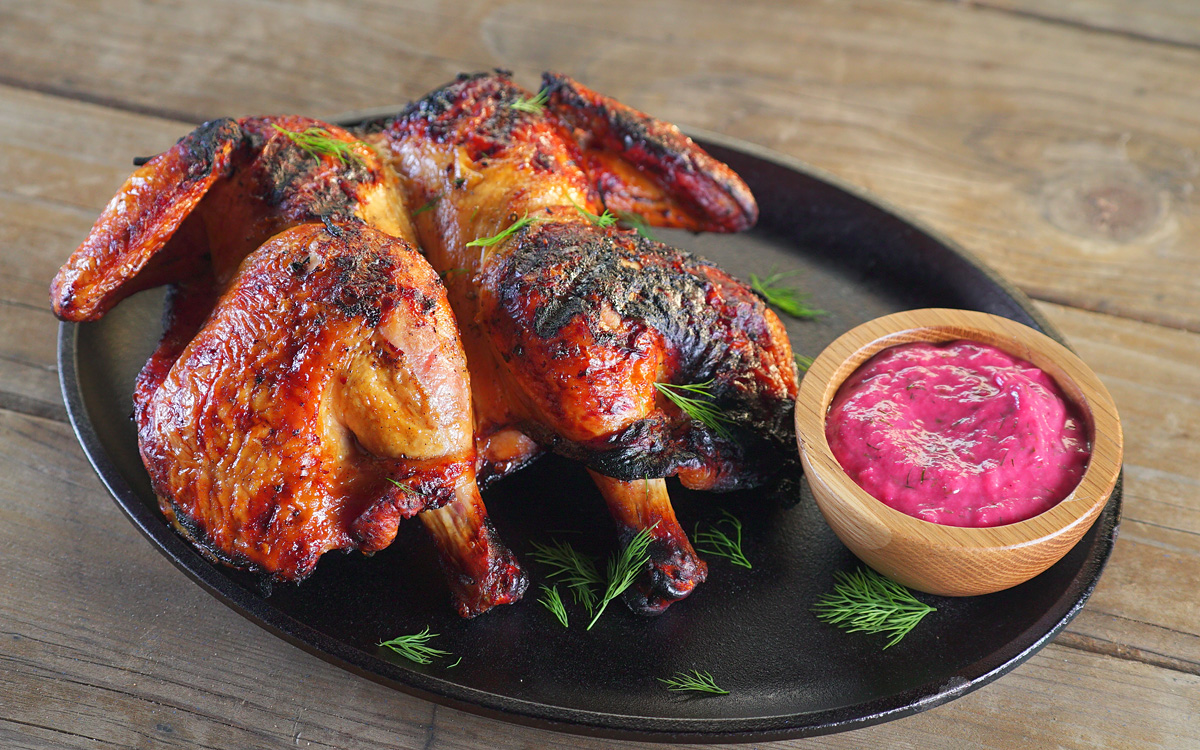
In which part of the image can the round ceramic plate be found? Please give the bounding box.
[58,129,1120,743]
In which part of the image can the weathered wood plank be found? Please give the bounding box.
[0,0,1198,330]
[2,25,1199,746]
[3,0,1198,746]
[0,84,192,416]
[975,0,1200,49]
[1036,302,1200,672]
[4,82,1199,652]
[1,408,1198,748]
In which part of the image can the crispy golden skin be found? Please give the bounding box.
[51,116,526,617]
[51,116,413,321]
[376,71,797,612]
[142,223,468,575]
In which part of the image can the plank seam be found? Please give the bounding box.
[0,73,196,125]
[1,656,326,750]
[0,716,126,748]
[1028,290,1200,335]
[1055,631,1200,676]
[0,391,67,423]
[950,0,1200,53]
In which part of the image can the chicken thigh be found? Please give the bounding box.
[375,72,798,613]
[52,116,526,616]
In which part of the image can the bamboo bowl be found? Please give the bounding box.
[795,309,1123,596]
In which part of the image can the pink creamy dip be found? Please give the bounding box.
[825,340,1091,527]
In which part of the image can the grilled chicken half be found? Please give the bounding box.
[51,116,526,616]
[374,72,799,613]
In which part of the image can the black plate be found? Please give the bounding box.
[58,130,1120,743]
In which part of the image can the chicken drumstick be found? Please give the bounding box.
[52,116,526,616]
[376,72,798,613]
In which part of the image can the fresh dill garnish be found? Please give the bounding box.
[749,271,824,320]
[659,669,730,695]
[271,123,365,167]
[571,198,618,228]
[693,510,751,569]
[510,88,549,114]
[538,584,570,628]
[654,379,734,440]
[529,539,603,614]
[812,567,936,649]
[465,214,535,251]
[378,627,453,664]
[385,477,419,495]
[412,193,442,217]
[794,353,815,373]
[588,524,656,630]
[446,656,462,669]
[615,210,657,241]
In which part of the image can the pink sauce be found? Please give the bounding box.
[825,340,1091,527]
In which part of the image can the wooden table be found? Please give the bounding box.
[2,1,1197,747]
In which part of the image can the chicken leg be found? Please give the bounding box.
[375,72,798,613]
[52,116,526,616]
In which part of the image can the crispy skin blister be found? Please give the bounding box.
[51,115,414,321]
[52,115,526,618]
[378,71,797,615]
[542,73,758,233]
[140,223,526,616]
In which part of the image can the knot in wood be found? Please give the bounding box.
[1042,165,1165,244]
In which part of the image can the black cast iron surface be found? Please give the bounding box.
[58,130,1120,742]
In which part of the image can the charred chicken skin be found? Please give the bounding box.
[51,116,414,322]
[51,116,526,617]
[375,71,798,613]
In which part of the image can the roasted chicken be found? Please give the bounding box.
[51,116,413,321]
[53,74,799,620]
[52,116,526,616]
[374,72,799,613]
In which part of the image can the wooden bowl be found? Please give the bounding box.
[795,308,1123,596]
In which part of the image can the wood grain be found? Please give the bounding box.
[1037,303,1200,661]
[796,309,1122,596]
[0,408,1197,749]
[0,84,192,418]
[2,2,1200,743]
[976,0,1200,48]
[3,80,1198,652]
[1,0,1198,330]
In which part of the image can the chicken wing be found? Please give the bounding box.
[51,116,413,321]
[375,71,797,613]
[52,117,526,616]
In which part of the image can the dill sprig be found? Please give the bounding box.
[385,477,419,495]
[529,539,602,614]
[693,510,751,569]
[378,627,453,664]
[511,88,549,114]
[271,123,364,167]
[749,271,824,320]
[412,193,442,217]
[571,198,618,228]
[465,214,535,251]
[654,379,734,440]
[813,567,936,649]
[659,669,730,695]
[538,585,570,628]
[794,353,815,373]
[588,524,656,630]
[615,210,657,241]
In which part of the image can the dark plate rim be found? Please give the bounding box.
[57,126,1120,743]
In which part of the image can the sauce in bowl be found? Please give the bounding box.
[825,340,1091,527]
